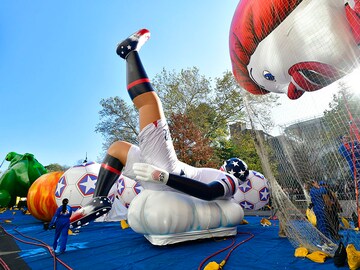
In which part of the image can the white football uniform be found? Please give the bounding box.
[122,119,238,199]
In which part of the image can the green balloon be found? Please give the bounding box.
[0,152,48,207]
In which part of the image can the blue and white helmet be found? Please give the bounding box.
[221,157,249,182]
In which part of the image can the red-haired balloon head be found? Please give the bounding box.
[229,0,360,100]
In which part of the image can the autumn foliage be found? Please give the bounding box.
[168,113,217,168]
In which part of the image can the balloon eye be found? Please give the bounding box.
[263,70,275,81]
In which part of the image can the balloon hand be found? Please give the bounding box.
[133,163,169,184]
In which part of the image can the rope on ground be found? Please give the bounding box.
[0,224,73,270]
[0,256,11,270]
[198,231,255,270]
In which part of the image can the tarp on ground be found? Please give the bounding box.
[0,210,349,270]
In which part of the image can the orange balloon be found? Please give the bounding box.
[27,171,63,222]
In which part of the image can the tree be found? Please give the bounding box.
[168,113,217,167]
[152,67,211,116]
[213,82,279,172]
[322,82,360,185]
[323,82,360,140]
[219,129,268,173]
[152,68,246,141]
[214,139,239,164]
[45,163,69,172]
[241,88,280,133]
[95,67,279,169]
[95,96,139,150]
[96,67,244,154]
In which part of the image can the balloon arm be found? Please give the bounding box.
[133,163,225,200]
[166,173,225,201]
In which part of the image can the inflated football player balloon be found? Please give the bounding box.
[229,0,360,100]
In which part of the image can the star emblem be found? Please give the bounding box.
[253,171,265,179]
[55,177,66,197]
[232,160,239,167]
[240,201,254,210]
[134,182,143,194]
[239,180,252,193]
[108,194,115,204]
[117,179,125,195]
[259,187,270,201]
[79,174,97,195]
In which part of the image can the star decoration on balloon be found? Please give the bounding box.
[259,187,270,201]
[55,177,66,198]
[232,160,239,167]
[240,201,254,210]
[78,174,97,196]
[239,180,252,193]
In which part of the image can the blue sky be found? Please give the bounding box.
[2,1,359,170]
[0,1,240,167]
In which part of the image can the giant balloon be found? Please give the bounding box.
[55,162,100,210]
[229,0,360,100]
[232,170,270,211]
[27,171,63,222]
[0,152,48,207]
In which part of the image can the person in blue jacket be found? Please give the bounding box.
[49,198,72,255]
[309,180,331,239]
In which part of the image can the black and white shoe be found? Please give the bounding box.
[116,29,150,59]
[70,196,112,228]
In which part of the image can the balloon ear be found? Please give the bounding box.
[287,83,304,100]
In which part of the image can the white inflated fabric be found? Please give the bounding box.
[127,189,244,245]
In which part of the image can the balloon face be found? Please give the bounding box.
[27,171,63,222]
[229,0,360,100]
